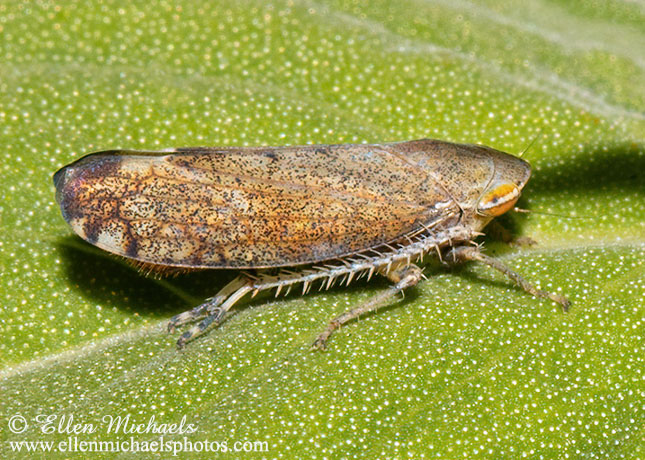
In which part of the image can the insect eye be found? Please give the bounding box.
[478,183,521,216]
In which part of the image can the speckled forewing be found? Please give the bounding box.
[54,141,467,268]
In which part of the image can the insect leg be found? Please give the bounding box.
[311,264,424,351]
[173,268,354,349]
[447,246,570,310]
[167,275,249,333]
[176,281,254,349]
[485,221,537,247]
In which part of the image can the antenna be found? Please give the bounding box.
[519,129,543,158]
[513,207,592,220]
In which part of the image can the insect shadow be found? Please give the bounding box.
[437,141,645,293]
[528,141,644,195]
[54,234,425,324]
[55,235,236,319]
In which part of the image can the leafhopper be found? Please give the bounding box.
[54,139,569,349]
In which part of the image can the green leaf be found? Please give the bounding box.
[1,0,643,458]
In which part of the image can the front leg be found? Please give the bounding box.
[447,245,570,310]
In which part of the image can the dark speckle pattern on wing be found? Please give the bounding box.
[53,140,527,269]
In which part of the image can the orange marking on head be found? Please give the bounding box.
[478,183,520,217]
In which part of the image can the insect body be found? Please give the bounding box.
[53,139,569,349]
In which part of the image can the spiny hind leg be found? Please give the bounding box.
[174,269,326,349]
[175,277,255,349]
[447,245,570,310]
[168,275,249,334]
[312,264,424,351]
